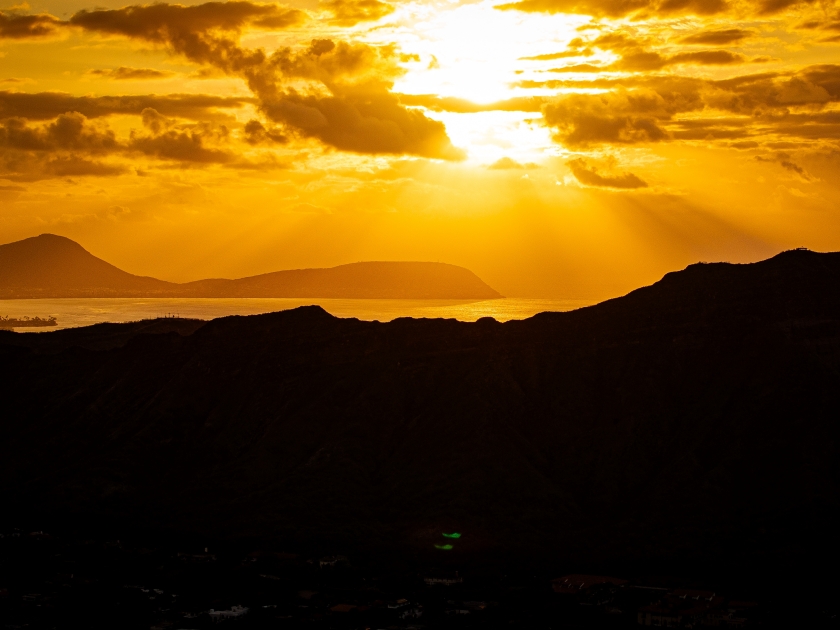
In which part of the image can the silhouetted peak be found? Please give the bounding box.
[36,233,82,243]
[12,233,88,253]
[242,305,335,322]
[777,247,816,255]
[277,305,335,320]
[199,305,336,337]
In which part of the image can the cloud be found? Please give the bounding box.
[495,0,816,18]
[250,40,465,159]
[69,2,306,40]
[396,94,546,113]
[679,28,754,45]
[535,65,840,150]
[665,49,747,66]
[548,63,606,73]
[521,49,594,61]
[0,113,128,180]
[495,0,726,19]
[0,108,237,179]
[69,2,306,77]
[521,38,592,60]
[755,153,815,181]
[87,67,176,80]
[0,10,62,39]
[709,65,840,111]
[0,113,118,153]
[243,119,288,145]
[68,5,464,160]
[129,128,231,163]
[778,159,811,178]
[0,91,253,121]
[796,16,840,31]
[130,109,232,163]
[487,157,539,169]
[40,156,127,177]
[0,153,128,181]
[669,117,754,140]
[756,0,818,15]
[139,107,173,134]
[320,0,395,26]
[566,158,648,188]
[543,90,674,147]
[261,90,465,159]
[613,44,748,71]
[544,31,751,73]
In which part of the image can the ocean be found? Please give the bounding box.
[0,297,598,331]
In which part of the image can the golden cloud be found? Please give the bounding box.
[129,126,232,163]
[243,119,288,145]
[496,0,726,19]
[678,28,754,44]
[87,67,176,80]
[566,157,648,188]
[537,65,840,150]
[487,157,539,169]
[320,0,395,26]
[496,0,817,18]
[0,10,62,39]
[67,4,464,160]
[0,113,118,153]
[0,106,240,180]
[0,91,253,121]
[543,90,673,146]
[396,94,546,113]
[68,2,307,40]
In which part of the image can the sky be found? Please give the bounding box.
[1,0,839,298]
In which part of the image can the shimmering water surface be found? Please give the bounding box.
[0,297,598,331]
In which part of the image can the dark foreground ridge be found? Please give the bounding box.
[1,249,839,579]
[0,234,501,299]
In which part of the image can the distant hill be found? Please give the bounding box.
[0,234,502,299]
[1,248,839,576]
[177,262,501,299]
[0,234,175,297]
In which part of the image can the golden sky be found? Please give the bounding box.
[1,0,839,298]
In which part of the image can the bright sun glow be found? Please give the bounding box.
[372,0,588,103]
[363,0,586,161]
[425,110,555,164]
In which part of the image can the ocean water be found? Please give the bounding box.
[0,297,598,331]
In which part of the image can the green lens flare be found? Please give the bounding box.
[434,544,454,550]
[442,532,461,538]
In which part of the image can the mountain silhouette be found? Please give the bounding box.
[1,249,838,577]
[0,233,174,297]
[0,234,501,299]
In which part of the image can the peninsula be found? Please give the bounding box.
[0,234,502,300]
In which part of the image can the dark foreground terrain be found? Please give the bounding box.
[1,249,840,627]
[3,527,819,630]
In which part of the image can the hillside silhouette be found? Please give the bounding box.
[0,234,174,297]
[0,234,501,299]
[1,249,839,576]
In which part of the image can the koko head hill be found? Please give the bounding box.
[0,234,501,299]
[1,248,839,579]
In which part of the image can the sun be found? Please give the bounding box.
[382,0,587,104]
[358,0,587,162]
